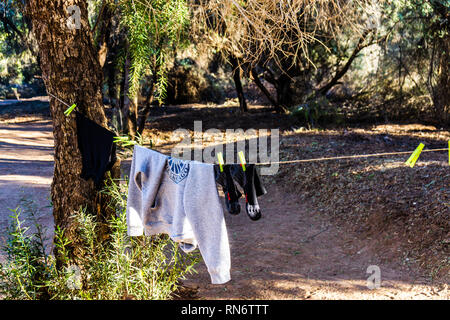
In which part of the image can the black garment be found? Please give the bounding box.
[231,164,267,221]
[214,164,267,221]
[214,165,241,215]
[75,111,117,188]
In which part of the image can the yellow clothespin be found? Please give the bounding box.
[238,151,246,172]
[64,103,77,116]
[217,152,224,172]
[405,143,424,168]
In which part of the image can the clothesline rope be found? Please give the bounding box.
[115,146,448,184]
[47,91,72,108]
[254,148,448,166]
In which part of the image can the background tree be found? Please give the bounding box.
[365,0,449,124]
[117,0,190,139]
[0,0,41,96]
[190,0,380,113]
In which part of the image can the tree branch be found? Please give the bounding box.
[317,30,375,95]
[251,68,288,113]
[0,13,23,38]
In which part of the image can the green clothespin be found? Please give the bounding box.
[114,136,137,147]
[217,152,224,172]
[405,143,424,168]
[238,151,246,172]
[64,103,77,116]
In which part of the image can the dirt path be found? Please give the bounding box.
[0,119,448,299]
[0,120,54,259]
[184,187,448,299]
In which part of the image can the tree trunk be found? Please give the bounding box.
[251,68,288,113]
[94,0,116,68]
[427,1,449,125]
[119,47,138,139]
[128,96,139,140]
[230,56,248,112]
[430,38,449,125]
[25,0,119,265]
[276,74,292,107]
[436,40,449,124]
[137,77,156,135]
[120,50,132,134]
[118,54,129,133]
[106,48,120,109]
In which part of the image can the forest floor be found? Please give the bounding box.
[0,100,448,299]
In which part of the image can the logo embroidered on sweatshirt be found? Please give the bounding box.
[167,157,190,184]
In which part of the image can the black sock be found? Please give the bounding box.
[214,165,241,215]
[231,164,267,221]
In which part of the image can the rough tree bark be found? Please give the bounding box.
[25,0,119,264]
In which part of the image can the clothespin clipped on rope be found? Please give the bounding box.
[238,151,246,172]
[217,152,224,172]
[405,143,425,168]
[63,104,77,116]
[113,136,138,147]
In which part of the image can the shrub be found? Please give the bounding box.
[291,96,344,128]
[0,179,200,300]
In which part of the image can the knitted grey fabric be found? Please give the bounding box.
[126,145,231,284]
